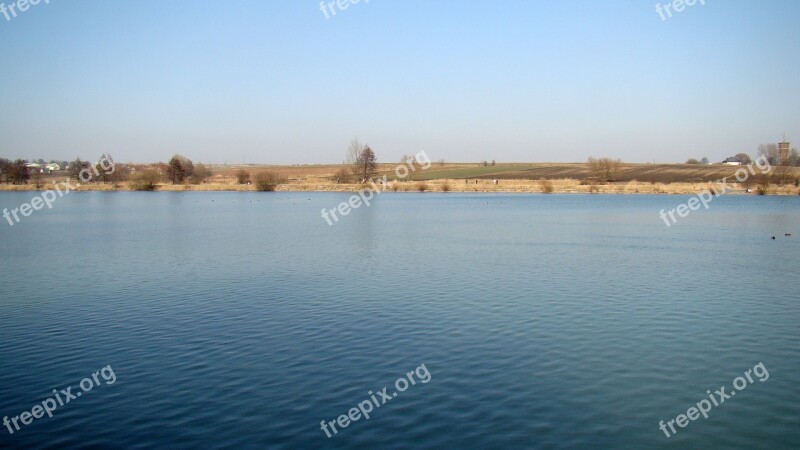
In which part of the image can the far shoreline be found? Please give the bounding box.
[1,179,798,196]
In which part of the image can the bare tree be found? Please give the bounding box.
[734,153,751,164]
[588,157,622,183]
[176,155,194,179]
[355,146,378,181]
[758,144,779,166]
[0,158,10,183]
[165,155,197,184]
[166,157,186,184]
[93,154,116,183]
[32,170,44,189]
[346,138,363,166]
[10,160,30,185]
[69,158,90,180]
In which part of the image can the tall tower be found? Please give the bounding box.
[779,133,790,165]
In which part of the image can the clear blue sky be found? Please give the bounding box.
[0,0,798,164]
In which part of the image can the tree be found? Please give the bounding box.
[69,158,90,180]
[758,144,779,166]
[164,154,196,184]
[235,169,251,184]
[734,153,751,164]
[10,160,30,185]
[107,164,131,183]
[789,149,799,167]
[32,170,44,189]
[166,157,186,184]
[686,158,700,165]
[354,146,378,181]
[93,154,116,183]
[346,138,363,166]
[588,157,622,183]
[701,157,710,164]
[491,160,496,166]
[0,158,10,183]
[176,155,194,179]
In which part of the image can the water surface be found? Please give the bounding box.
[0,192,798,449]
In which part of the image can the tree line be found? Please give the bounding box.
[686,143,799,167]
[0,159,30,184]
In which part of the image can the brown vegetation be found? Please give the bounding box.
[253,171,285,192]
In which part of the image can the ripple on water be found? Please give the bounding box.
[0,193,798,448]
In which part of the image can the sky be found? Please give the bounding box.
[0,0,798,165]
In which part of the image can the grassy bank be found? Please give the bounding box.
[2,162,798,195]
[2,178,799,196]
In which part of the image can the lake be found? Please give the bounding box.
[0,192,798,449]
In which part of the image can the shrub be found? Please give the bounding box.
[333,168,351,183]
[539,178,554,194]
[235,169,251,185]
[416,181,428,192]
[587,157,622,182]
[254,171,285,192]
[190,163,212,184]
[441,181,451,192]
[131,170,160,191]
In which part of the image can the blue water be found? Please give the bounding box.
[0,192,798,449]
